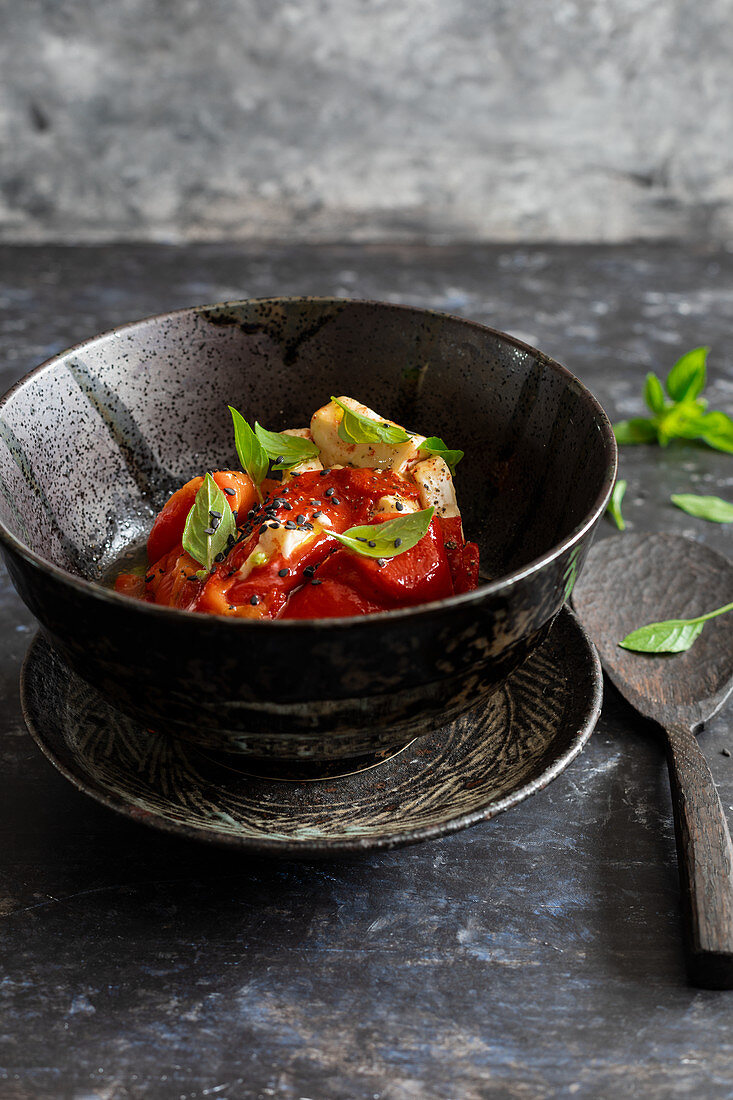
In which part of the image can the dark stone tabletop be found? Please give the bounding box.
[0,242,731,1100]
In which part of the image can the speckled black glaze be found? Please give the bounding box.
[20,608,602,856]
[0,298,616,759]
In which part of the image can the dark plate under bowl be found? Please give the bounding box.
[0,298,616,760]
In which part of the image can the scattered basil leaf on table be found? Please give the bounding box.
[671,494,733,524]
[614,418,657,445]
[229,405,269,493]
[330,397,413,446]
[254,423,319,469]
[643,372,666,416]
[613,346,733,453]
[418,436,464,474]
[182,473,236,577]
[606,478,627,530]
[619,600,733,653]
[331,507,435,559]
[665,345,707,402]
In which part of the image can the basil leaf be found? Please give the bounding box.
[254,423,319,469]
[671,494,733,523]
[606,478,627,530]
[330,397,413,447]
[182,473,236,573]
[418,436,464,474]
[666,346,708,402]
[643,373,666,415]
[229,405,269,488]
[619,600,733,653]
[331,506,435,559]
[613,418,657,445]
[694,410,733,454]
[659,407,733,453]
[615,347,732,453]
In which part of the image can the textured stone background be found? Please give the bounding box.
[2,0,733,244]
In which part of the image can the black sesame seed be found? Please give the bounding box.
[259,524,267,534]
[368,540,377,548]
[310,500,320,506]
[269,522,280,529]
[312,511,323,519]
[223,486,236,496]
[282,502,293,511]
[214,552,225,562]
[303,522,314,530]
[320,468,332,476]
[203,526,216,535]
[211,517,221,530]
[394,538,402,547]
[331,497,340,506]
[278,568,289,577]
[296,514,306,524]
[285,520,297,529]
[209,509,222,519]
[250,594,260,605]
[304,565,315,576]
[273,456,284,465]
[395,501,404,511]
[324,487,335,497]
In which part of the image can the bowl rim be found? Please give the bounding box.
[0,295,618,630]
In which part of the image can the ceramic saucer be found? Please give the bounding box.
[20,607,601,857]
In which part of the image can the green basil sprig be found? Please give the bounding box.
[254,423,319,469]
[331,397,412,447]
[332,506,435,559]
[229,405,269,496]
[613,347,733,453]
[671,494,733,524]
[606,478,627,530]
[418,436,464,474]
[182,473,236,577]
[619,600,733,653]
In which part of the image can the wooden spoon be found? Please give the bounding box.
[572,532,733,989]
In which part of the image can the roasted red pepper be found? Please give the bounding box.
[116,467,479,618]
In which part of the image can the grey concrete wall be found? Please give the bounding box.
[2,0,732,244]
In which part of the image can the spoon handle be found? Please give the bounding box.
[665,722,733,989]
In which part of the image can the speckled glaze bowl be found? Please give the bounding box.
[0,298,616,760]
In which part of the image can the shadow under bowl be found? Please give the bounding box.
[0,298,616,760]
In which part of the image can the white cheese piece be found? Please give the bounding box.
[412,455,461,521]
[237,521,323,579]
[281,427,323,475]
[373,494,420,516]
[310,397,425,474]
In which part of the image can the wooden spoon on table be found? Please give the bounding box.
[572,532,733,989]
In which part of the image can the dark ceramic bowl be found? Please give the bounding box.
[0,298,616,761]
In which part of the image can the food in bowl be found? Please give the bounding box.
[114,396,479,618]
[0,297,617,759]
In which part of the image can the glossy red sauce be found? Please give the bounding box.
[115,467,479,619]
